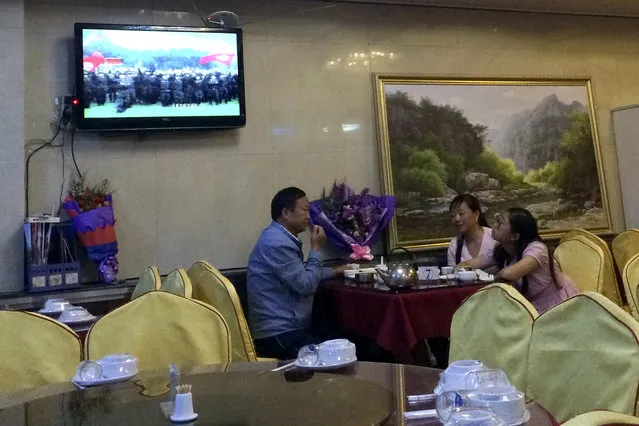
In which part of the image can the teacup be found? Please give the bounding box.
[318,339,356,365]
[98,353,138,378]
[467,386,526,424]
[42,298,71,313]
[441,266,454,275]
[435,360,485,393]
[76,360,103,381]
[465,369,511,391]
[59,306,93,323]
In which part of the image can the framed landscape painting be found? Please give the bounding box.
[374,75,613,250]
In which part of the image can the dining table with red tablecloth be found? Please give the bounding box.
[314,280,487,364]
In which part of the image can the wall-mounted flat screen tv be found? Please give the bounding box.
[74,23,246,131]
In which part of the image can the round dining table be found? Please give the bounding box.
[0,361,556,425]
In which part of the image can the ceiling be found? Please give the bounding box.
[324,0,639,18]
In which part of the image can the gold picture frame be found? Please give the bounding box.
[374,75,613,251]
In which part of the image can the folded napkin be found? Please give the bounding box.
[476,270,495,282]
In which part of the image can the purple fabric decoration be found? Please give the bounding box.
[98,256,119,284]
[310,184,396,254]
[62,194,115,233]
[63,193,119,282]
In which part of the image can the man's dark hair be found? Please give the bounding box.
[271,187,306,221]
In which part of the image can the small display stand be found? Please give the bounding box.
[24,215,81,293]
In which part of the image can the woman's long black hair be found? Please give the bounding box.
[450,194,489,264]
[493,207,560,295]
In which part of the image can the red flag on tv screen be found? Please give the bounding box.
[83,51,123,71]
[199,53,236,66]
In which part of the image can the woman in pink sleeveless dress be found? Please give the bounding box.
[460,207,578,313]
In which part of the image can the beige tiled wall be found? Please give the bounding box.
[13,0,639,287]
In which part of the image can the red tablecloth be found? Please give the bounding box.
[316,281,485,364]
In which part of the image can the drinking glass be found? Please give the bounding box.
[297,344,320,366]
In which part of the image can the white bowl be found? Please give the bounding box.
[436,360,486,393]
[318,339,356,365]
[58,306,94,323]
[344,269,357,279]
[42,298,71,313]
[99,353,138,378]
[447,360,485,375]
[457,270,476,282]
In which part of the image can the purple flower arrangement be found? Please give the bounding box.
[310,182,396,255]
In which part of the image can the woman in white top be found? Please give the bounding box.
[447,194,497,266]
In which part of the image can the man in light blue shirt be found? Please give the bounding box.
[247,187,346,359]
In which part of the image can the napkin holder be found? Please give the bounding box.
[24,218,80,293]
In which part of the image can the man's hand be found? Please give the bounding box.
[310,225,327,251]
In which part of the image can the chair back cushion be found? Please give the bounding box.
[131,266,161,300]
[622,253,639,320]
[560,229,621,305]
[188,261,257,362]
[562,410,639,426]
[0,311,82,391]
[554,236,604,294]
[161,268,193,298]
[449,283,538,391]
[613,230,639,273]
[86,292,231,371]
[613,229,639,306]
[527,292,639,422]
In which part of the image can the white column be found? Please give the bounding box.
[0,0,25,292]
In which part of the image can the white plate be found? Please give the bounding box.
[72,371,137,387]
[38,308,64,315]
[430,390,530,426]
[506,408,530,426]
[294,358,357,371]
[60,315,97,325]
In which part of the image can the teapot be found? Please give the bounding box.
[376,247,418,290]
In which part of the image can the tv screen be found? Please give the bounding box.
[74,23,246,131]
